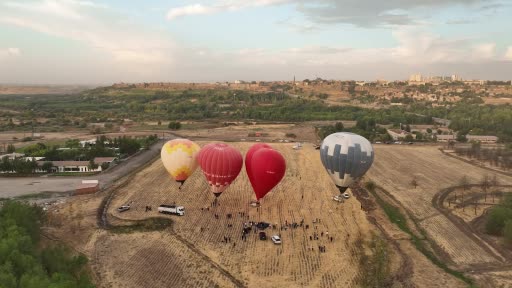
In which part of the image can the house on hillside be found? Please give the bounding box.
[386,129,415,141]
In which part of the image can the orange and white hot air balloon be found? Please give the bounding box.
[161,139,200,189]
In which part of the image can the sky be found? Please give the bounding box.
[0,0,511,84]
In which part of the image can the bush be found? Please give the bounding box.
[168,121,181,130]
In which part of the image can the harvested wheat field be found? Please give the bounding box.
[99,143,372,288]
[367,145,512,271]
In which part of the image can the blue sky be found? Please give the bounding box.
[0,0,511,84]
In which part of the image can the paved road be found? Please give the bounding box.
[0,139,167,198]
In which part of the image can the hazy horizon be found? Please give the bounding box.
[1,0,511,84]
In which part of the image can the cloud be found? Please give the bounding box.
[167,0,500,27]
[296,0,493,27]
[0,47,21,59]
[0,0,174,65]
[167,0,291,19]
[506,47,512,60]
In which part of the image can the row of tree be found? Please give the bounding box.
[455,142,512,170]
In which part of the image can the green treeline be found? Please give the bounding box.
[486,194,512,244]
[0,201,94,288]
[1,88,511,141]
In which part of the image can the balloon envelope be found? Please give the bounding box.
[198,143,243,197]
[160,139,200,185]
[320,132,374,193]
[249,148,286,200]
[245,143,272,185]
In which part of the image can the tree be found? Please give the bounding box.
[481,175,490,202]
[88,159,98,171]
[504,220,512,245]
[410,177,418,188]
[404,134,414,142]
[168,121,181,130]
[459,176,469,211]
[456,132,467,142]
[405,124,411,132]
[100,162,110,171]
[65,139,80,149]
[41,162,54,173]
[365,181,376,192]
[7,144,16,153]
[426,128,432,134]
[334,122,344,132]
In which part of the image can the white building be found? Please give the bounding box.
[36,157,116,173]
[467,135,498,144]
[387,129,415,141]
[436,135,455,142]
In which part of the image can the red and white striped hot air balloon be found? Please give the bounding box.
[198,143,243,197]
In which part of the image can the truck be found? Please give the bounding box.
[158,205,185,216]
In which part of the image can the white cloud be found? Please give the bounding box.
[167,0,291,19]
[0,47,21,59]
[0,0,174,66]
[505,47,512,60]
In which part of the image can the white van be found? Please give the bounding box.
[158,205,185,216]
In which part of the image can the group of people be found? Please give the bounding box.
[144,206,153,212]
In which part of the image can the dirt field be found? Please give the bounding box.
[367,144,512,285]
[177,123,319,143]
[100,143,370,288]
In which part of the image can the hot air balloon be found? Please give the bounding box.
[160,139,200,189]
[198,143,243,197]
[245,143,272,185]
[248,148,286,201]
[320,132,374,193]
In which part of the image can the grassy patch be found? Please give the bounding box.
[109,217,173,234]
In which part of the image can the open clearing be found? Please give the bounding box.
[103,143,370,288]
[367,144,512,285]
[41,142,479,287]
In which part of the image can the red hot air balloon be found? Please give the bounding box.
[245,143,272,185]
[198,143,243,197]
[248,148,286,201]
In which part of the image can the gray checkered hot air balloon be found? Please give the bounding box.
[320,132,374,193]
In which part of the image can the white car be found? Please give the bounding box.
[342,192,350,199]
[117,205,131,212]
[332,195,344,202]
[271,235,282,244]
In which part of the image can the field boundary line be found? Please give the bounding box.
[439,148,512,177]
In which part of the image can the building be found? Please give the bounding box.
[75,180,99,195]
[409,74,422,82]
[436,135,456,142]
[0,152,25,160]
[36,157,116,173]
[80,138,96,147]
[387,129,415,141]
[432,117,451,127]
[466,135,498,144]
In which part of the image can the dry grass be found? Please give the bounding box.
[101,143,371,288]
[367,145,512,268]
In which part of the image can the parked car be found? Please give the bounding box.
[117,205,131,212]
[332,195,344,202]
[342,192,350,199]
[259,232,267,240]
[256,222,271,230]
[271,235,282,244]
